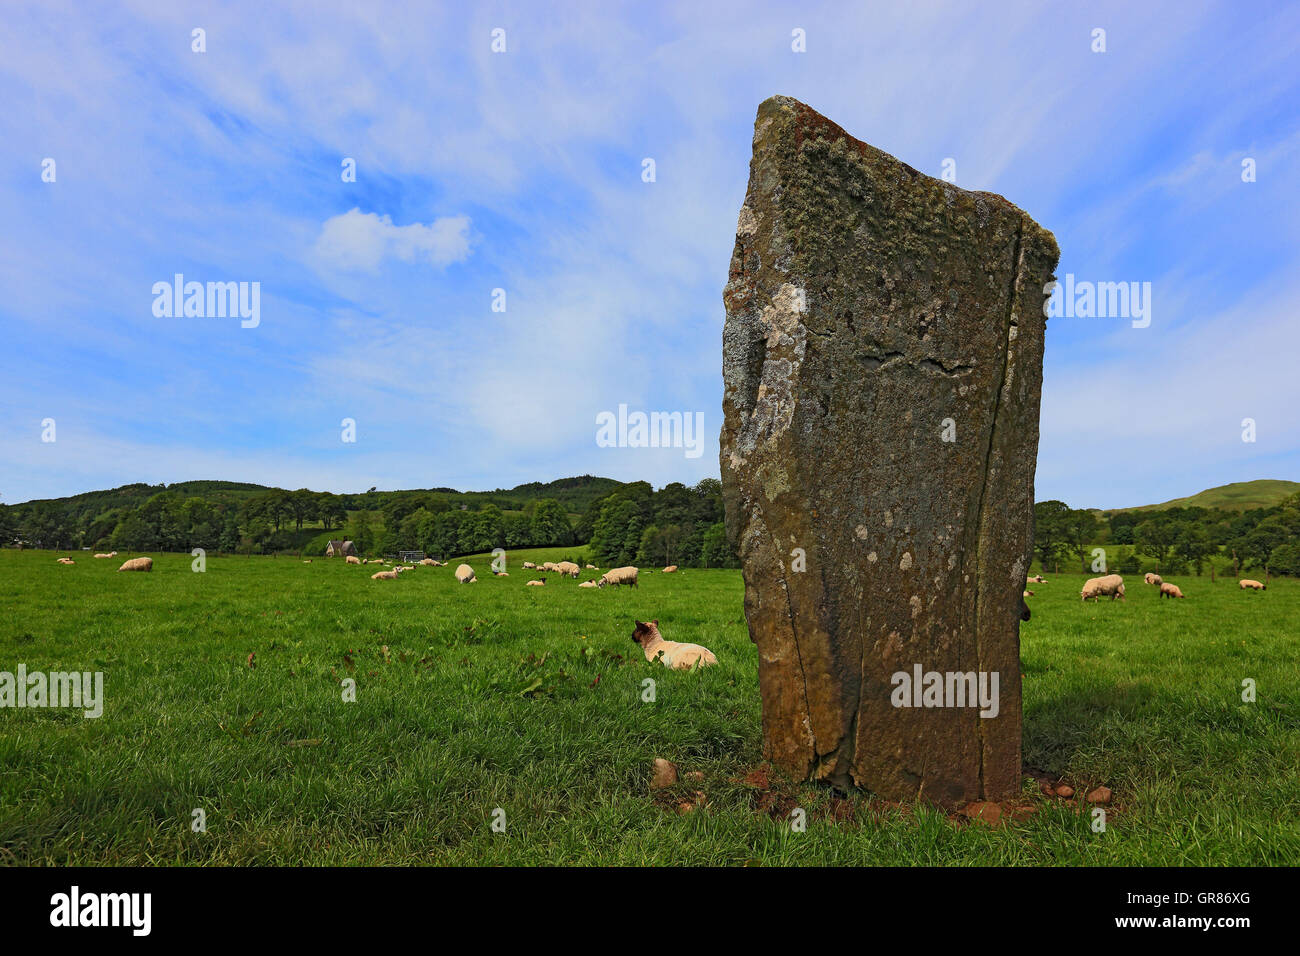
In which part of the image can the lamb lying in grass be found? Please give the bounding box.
[118,557,152,572]
[1027,574,1046,584]
[578,580,598,588]
[525,579,545,587]
[371,569,399,580]
[631,620,717,670]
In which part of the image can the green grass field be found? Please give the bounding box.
[1,549,1296,865]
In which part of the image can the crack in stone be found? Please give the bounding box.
[969,218,1024,799]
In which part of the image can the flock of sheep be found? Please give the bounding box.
[53,552,1273,606]
[54,552,154,572]
[370,558,651,589]
[1017,570,1269,604]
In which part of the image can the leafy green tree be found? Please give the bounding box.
[530,499,572,546]
[701,522,735,567]
[1135,519,1174,570]
[1174,523,1213,575]
[219,513,241,552]
[345,510,378,556]
[1063,509,1100,571]
[1033,500,1072,571]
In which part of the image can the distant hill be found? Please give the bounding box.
[10,475,626,516]
[1102,479,1300,515]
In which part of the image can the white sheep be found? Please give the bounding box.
[346,555,361,565]
[1159,582,1185,599]
[117,557,153,572]
[455,564,476,584]
[525,579,545,587]
[555,561,580,578]
[1144,572,1163,586]
[631,620,717,670]
[1081,574,1124,602]
[1239,579,1266,591]
[371,569,399,580]
[578,580,599,588]
[598,566,639,588]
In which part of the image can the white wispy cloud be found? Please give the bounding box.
[312,209,472,272]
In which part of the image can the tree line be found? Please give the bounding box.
[6,478,1299,575]
[1034,494,1300,577]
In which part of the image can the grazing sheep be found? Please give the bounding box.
[540,561,560,573]
[578,580,599,588]
[1027,574,1046,584]
[522,561,537,569]
[117,557,153,572]
[346,555,361,565]
[598,566,639,589]
[662,565,678,574]
[525,579,546,587]
[1239,579,1266,591]
[555,561,580,578]
[1081,574,1125,602]
[631,620,717,670]
[1144,572,1163,586]
[371,569,399,580]
[455,564,476,584]
[1159,582,1185,599]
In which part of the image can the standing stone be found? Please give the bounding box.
[720,96,1058,807]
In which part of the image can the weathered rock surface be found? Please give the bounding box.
[720,96,1058,807]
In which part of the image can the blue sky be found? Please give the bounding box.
[2,0,1297,509]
